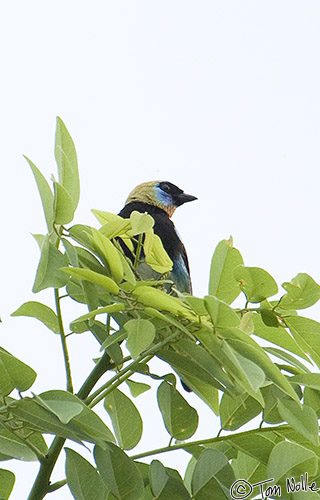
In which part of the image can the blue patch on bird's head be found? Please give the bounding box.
[154,183,175,207]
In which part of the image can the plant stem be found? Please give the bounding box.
[131,424,291,460]
[27,437,65,500]
[76,351,112,400]
[134,233,143,268]
[54,288,73,393]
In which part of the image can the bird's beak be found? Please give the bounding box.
[174,192,198,207]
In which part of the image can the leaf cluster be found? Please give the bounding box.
[2,118,320,499]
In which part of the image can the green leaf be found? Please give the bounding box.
[209,238,244,304]
[104,388,143,450]
[0,469,15,500]
[277,399,319,445]
[25,156,54,232]
[144,230,173,274]
[55,116,80,210]
[149,460,190,500]
[0,427,47,461]
[65,448,107,500]
[126,380,151,397]
[220,328,300,402]
[191,449,236,500]
[124,319,155,359]
[220,392,262,430]
[285,316,320,368]
[34,394,83,424]
[184,296,208,316]
[32,235,69,292]
[204,296,240,329]
[94,443,144,500]
[157,340,232,414]
[53,180,76,224]
[0,348,36,396]
[265,347,310,374]
[291,374,320,389]
[223,430,281,465]
[281,273,320,309]
[252,314,310,362]
[130,211,154,234]
[70,303,126,331]
[157,381,198,440]
[267,441,318,484]
[234,265,278,303]
[11,301,59,334]
[61,267,119,295]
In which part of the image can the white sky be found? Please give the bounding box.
[2,2,320,498]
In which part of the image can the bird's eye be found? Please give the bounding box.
[159,182,172,193]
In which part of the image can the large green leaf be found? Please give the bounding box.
[281,273,320,310]
[157,381,198,440]
[204,296,240,329]
[234,265,278,303]
[0,469,15,500]
[285,316,320,368]
[222,430,282,465]
[55,116,80,210]
[220,328,300,402]
[277,399,319,445]
[0,348,36,396]
[124,319,155,359]
[267,441,318,484]
[220,392,262,431]
[25,156,54,232]
[0,427,47,461]
[149,460,190,500]
[11,301,59,334]
[191,449,235,500]
[144,230,173,274]
[65,448,107,500]
[208,239,243,304]
[94,443,144,500]
[104,388,142,450]
[32,235,69,292]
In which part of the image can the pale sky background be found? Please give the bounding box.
[2,2,320,498]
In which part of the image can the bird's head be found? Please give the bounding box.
[125,181,197,217]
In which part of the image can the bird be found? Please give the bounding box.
[118,181,197,294]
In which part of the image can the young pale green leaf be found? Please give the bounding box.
[144,230,173,274]
[234,265,278,303]
[232,351,265,392]
[126,380,151,397]
[90,228,124,283]
[285,316,320,368]
[61,267,119,295]
[33,235,69,292]
[124,318,155,359]
[133,287,194,319]
[191,449,236,500]
[104,388,143,450]
[130,211,154,234]
[11,301,59,334]
[239,311,254,334]
[204,296,240,329]
[70,303,126,331]
[157,381,198,440]
[281,273,320,310]
[291,373,320,389]
[149,460,190,500]
[55,116,80,210]
[65,448,107,500]
[92,209,125,225]
[0,348,36,396]
[277,399,319,445]
[53,181,75,224]
[209,238,244,304]
[0,469,15,500]
[267,441,318,484]
[184,296,208,316]
[220,392,262,430]
[94,443,144,500]
[25,156,54,232]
